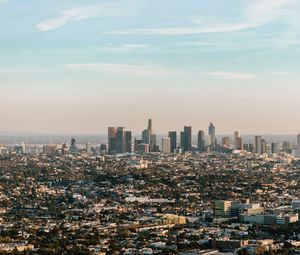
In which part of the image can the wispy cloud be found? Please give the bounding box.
[108,23,254,36]
[207,71,256,80]
[36,0,142,31]
[122,44,148,49]
[64,63,180,77]
[270,71,289,75]
[96,44,149,53]
[108,0,299,35]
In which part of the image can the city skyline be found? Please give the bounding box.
[1,124,300,136]
[1,0,300,134]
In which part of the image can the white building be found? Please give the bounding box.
[162,137,171,154]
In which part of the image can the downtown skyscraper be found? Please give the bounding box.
[255,136,262,154]
[208,123,216,151]
[180,126,192,152]
[234,131,243,150]
[197,130,205,152]
[168,131,177,153]
[108,127,116,154]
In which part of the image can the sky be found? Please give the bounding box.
[0,0,300,135]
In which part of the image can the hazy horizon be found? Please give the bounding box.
[1,0,300,134]
[0,133,299,146]
[0,130,299,136]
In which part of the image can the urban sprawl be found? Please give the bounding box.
[1,120,300,254]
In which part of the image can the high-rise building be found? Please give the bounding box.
[261,139,267,154]
[197,130,205,152]
[185,126,192,151]
[236,137,243,150]
[70,137,77,154]
[249,144,254,153]
[115,127,125,153]
[125,131,132,153]
[162,137,171,154]
[222,137,230,148]
[148,119,153,135]
[233,131,239,149]
[255,136,262,154]
[296,134,300,157]
[168,131,177,153]
[142,129,150,144]
[86,143,92,154]
[134,138,142,152]
[180,126,192,152]
[148,119,157,144]
[180,131,186,151]
[283,141,291,153]
[150,134,157,146]
[209,123,216,151]
[271,143,279,154]
[108,127,116,154]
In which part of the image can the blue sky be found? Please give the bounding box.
[1,0,300,134]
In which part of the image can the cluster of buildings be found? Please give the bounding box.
[1,121,300,254]
[214,199,299,226]
[107,121,218,155]
[105,119,300,157]
[1,120,300,159]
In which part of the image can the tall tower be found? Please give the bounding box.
[255,136,262,154]
[86,143,92,154]
[234,131,239,150]
[234,131,243,150]
[184,126,192,151]
[125,131,132,153]
[209,123,216,151]
[142,129,150,144]
[297,133,300,147]
[115,127,125,153]
[148,119,153,135]
[180,126,192,152]
[148,119,157,145]
[168,131,177,153]
[108,127,116,154]
[271,143,279,153]
[197,130,205,152]
[222,137,230,148]
[236,137,243,150]
[70,137,77,154]
[261,139,267,154]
